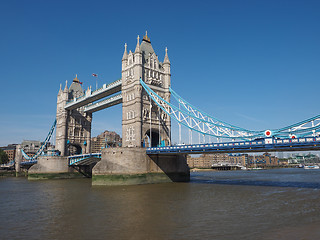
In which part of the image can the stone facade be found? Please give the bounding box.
[55,76,92,156]
[92,33,190,185]
[121,33,171,148]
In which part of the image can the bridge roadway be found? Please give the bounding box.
[65,79,122,110]
[68,153,101,166]
[146,137,320,155]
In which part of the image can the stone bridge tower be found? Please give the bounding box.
[55,76,92,156]
[121,33,171,148]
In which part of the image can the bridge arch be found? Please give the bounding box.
[67,142,82,155]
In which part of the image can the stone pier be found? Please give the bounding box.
[28,156,83,180]
[92,147,190,185]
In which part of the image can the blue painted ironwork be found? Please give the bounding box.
[140,79,320,140]
[20,119,56,164]
[68,153,101,166]
[147,137,320,155]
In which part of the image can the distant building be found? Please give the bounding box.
[0,144,17,161]
[212,153,230,166]
[187,154,214,168]
[91,130,122,153]
[247,153,279,167]
[21,140,42,159]
[187,152,278,168]
[228,154,248,166]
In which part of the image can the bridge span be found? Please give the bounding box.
[146,137,320,155]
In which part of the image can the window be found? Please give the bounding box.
[126,127,135,141]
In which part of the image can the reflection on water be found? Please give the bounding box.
[1,169,320,240]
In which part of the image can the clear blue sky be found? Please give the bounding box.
[0,0,319,146]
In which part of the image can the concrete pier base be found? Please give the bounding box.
[92,147,190,185]
[28,156,83,180]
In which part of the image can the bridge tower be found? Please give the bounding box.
[92,33,189,185]
[121,33,171,148]
[55,76,92,156]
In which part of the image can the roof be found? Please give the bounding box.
[69,75,84,99]
[140,38,155,60]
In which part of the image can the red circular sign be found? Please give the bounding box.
[291,135,296,139]
[265,130,272,137]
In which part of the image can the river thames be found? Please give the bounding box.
[1,168,320,240]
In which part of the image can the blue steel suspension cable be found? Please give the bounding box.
[140,79,264,139]
[169,87,260,133]
[170,86,320,138]
[21,119,57,161]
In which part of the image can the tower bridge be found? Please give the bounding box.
[14,32,320,184]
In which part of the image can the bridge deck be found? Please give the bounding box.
[147,137,320,155]
[65,79,122,110]
[68,153,101,166]
[84,93,122,113]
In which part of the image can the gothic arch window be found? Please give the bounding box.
[126,127,135,141]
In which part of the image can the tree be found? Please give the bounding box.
[0,149,9,164]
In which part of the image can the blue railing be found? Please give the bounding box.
[147,137,320,154]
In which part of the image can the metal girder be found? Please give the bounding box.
[141,79,320,140]
[65,79,122,110]
[84,93,122,113]
[21,119,56,162]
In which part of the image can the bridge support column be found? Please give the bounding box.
[92,147,190,185]
[28,156,83,180]
[14,145,23,176]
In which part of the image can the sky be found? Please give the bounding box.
[0,0,319,146]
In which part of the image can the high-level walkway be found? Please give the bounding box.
[65,79,122,111]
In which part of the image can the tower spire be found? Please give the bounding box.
[64,80,68,92]
[143,31,150,42]
[135,35,140,53]
[164,47,170,64]
[122,43,128,60]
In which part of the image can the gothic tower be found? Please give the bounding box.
[121,33,171,148]
[55,76,92,156]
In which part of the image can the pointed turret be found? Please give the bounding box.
[163,47,170,64]
[64,80,68,92]
[58,83,62,95]
[163,47,171,88]
[122,43,128,70]
[135,35,140,53]
[122,43,128,60]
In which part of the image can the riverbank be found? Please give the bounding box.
[191,165,295,172]
[0,170,15,177]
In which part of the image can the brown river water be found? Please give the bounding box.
[1,168,320,240]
